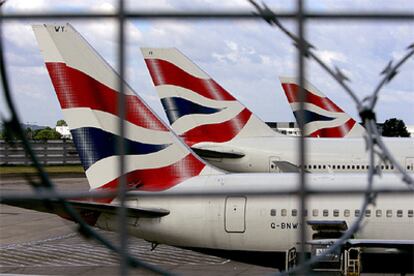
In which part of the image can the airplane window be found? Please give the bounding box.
[342,165,345,169]
[347,165,350,169]
[408,210,413,218]
[281,209,287,217]
[312,209,318,217]
[292,209,297,217]
[333,209,339,217]
[333,165,336,169]
[385,165,389,170]
[344,209,350,217]
[365,210,371,217]
[381,165,384,170]
[386,210,392,217]
[355,210,360,217]
[323,209,329,217]
[351,165,355,169]
[318,165,321,169]
[271,164,275,169]
[270,209,276,216]
[397,210,403,218]
[323,165,326,169]
[356,165,360,170]
[376,210,382,217]
[313,165,317,169]
[391,165,394,170]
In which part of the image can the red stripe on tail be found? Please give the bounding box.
[94,154,206,203]
[46,62,167,131]
[145,59,236,101]
[181,108,252,146]
[308,118,356,138]
[282,83,343,113]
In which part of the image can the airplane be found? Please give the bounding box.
[4,23,411,274]
[279,76,366,138]
[141,48,414,173]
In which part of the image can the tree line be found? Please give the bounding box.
[0,118,410,141]
[0,120,67,141]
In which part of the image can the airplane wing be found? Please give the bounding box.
[307,220,348,240]
[191,147,245,159]
[191,145,245,159]
[192,147,301,173]
[2,198,170,218]
[308,239,414,252]
[307,220,348,231]
[307,220,414,252]
[273,161,303,173]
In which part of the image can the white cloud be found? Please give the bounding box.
[380,89,414,104]
[3,23,37,49]
[6,0,119,12]
[90,2,116,12]
[3,0,48,11]
[317,50,347,66]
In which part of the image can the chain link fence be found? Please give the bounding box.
[0,1,413,275]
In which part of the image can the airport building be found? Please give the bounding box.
[266,122,413,137]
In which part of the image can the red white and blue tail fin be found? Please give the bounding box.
[141,48,280,147]
[280,77,366,138]
[33,24,221,193]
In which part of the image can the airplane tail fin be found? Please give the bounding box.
[141,48,280,146]
[33,24,221,194]
[279,77,366,138]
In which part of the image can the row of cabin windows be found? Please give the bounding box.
[302,164,395,171]
[270,209,413,218]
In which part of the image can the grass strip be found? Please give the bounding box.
[0,165,84,175]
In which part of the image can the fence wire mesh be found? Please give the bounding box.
[0,1,413,275]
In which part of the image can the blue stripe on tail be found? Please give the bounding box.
[293,110,334,124]
[71,127,170,171]
[161,97,224,124]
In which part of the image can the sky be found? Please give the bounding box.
[1,0,413,127]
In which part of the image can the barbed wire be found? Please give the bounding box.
[0,1,413,275]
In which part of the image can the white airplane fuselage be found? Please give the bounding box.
[194,136,414,173]
[96,174,414,254]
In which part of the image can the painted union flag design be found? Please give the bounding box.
[280,77,365,138]
[142,48,277,146]
[34,24,211,201]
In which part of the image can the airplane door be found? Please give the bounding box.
[406,158,414,172]
[225,197,246,233]
[269,156,280,173]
